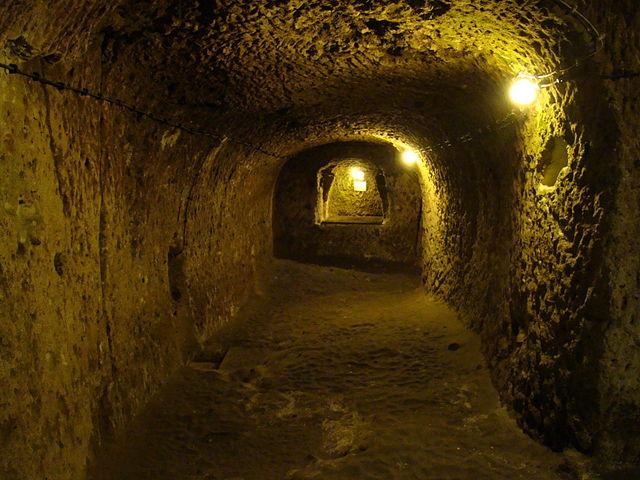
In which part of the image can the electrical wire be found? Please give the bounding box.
[0,60,526,158]
[525,0,605,87]
[0,61,283,159]
[0,0,603,158]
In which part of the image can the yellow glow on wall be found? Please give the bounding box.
[509,77,540,106]
[401,150,419,166]
[350,167,365,181]
[353,180,367,192]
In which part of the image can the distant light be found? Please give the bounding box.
[353,180,367,192]
[401,150,419,166]
[350,167,365,181]
[509,77,540,106]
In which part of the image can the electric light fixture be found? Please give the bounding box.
[509,76,540,106]
[350,167,365,181]
[401,150,419,166]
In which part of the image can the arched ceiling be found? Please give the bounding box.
[107,0,568,109]
[0,0,585,156]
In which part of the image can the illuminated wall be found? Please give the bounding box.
[274,142,421,267]
[0,1,638,478]
[318,160,386,224]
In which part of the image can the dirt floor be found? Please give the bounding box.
[90,260,576,480]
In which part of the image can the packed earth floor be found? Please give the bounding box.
[91,260,572,480]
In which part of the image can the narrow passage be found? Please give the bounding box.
[92,261,565,479]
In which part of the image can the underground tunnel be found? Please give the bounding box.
[0,1,639,479]
[273,141,422,269]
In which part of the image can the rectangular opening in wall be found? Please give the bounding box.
[353,180,367,191]
[317,160,386,225]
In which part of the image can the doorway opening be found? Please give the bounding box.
[317,159,387,225]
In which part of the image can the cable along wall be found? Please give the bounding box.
[0,2,638,478]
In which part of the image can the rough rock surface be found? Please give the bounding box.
[89,260,569,480]
[274,142,421,266]
[0,1,639,479]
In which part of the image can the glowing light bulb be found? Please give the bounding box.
[509,77,540,106]
[401,150,418,166]
[350,167,365,181]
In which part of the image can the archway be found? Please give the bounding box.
[273,141,422,268]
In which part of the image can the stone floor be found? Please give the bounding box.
[90,260,572,479]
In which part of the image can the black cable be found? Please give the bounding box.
[0,61,283,159]
[526,0,605,87]
[1,60,526,157]
[0,0,604,157]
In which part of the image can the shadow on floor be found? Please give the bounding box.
[275,253,421,275]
